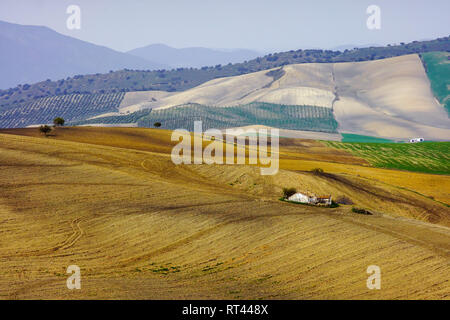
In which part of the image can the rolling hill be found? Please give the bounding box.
[0,127,448,299]
[0,26,449,142]
[0,35,448,110]
[0,20,167,90]
[73,54,450,141]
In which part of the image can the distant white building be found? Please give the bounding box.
[287,192,332,206]
[409,138,424,143]
[288,192,321,205]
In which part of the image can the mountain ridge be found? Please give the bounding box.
[128,43,261,68]
[0,20,168,90]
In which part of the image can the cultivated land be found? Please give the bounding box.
[2,36,448,106]
[138,102,338,132]
[0,127,449,299]
[3,54,450,144]
[333,55,450,141]
[75,54,450,142]
[326,141,450,175]
[0,92,125,128]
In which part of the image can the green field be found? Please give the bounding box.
[340,133,394,143]
[326,141,450,175]
[0,92,125,128]
[421,52,450,116]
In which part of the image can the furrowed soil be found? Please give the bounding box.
[0,127,448,299]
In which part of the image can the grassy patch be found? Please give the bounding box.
[150,264,181,275]
[326,141,450,175]
[341,133,394,143]
[202,262,224,273]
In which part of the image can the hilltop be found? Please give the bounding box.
[29,54,450,142]
[1,36,448,110]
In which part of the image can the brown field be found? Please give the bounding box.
[0,127,449,299]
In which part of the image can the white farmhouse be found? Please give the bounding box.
[288,193,310,204]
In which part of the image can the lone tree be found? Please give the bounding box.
[153,122,162,128]
[39,125,52,137]
[53,117,65,126]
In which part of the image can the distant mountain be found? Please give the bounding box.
[127,43,261,68]
[0,20,168,89]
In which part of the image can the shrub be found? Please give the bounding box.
[311,168,324,175]
[329,201,340,208]
[352,207,372,215]
[39,125,52,136]
[282,187,297,199]
[336,195,354,205]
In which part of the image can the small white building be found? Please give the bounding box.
[288,193,310,204]
[409,138,424,143]
[287,192,332,206]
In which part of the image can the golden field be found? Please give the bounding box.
[0,127,448,299]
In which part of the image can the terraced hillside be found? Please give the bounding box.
[0,128,448,299]
[0,92,124,128]
[340,133,394,143]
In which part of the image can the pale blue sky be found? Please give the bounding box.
[0,0,448,52]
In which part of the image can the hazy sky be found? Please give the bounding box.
[0,0,449,52]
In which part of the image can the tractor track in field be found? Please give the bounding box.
[0,217,86,259]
